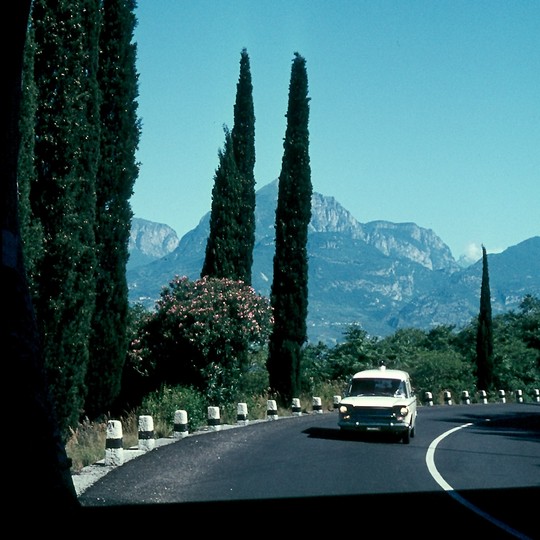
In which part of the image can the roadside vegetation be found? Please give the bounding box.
[67,294,539,473]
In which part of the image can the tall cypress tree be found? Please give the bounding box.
[27,0,101,437]
[475,244,494,391]
[231,48,256,285]
[201,48,255,282]
[267,52,312,405]
[201,127,243,280]
[85,0,140,419]
[5,0,80,512]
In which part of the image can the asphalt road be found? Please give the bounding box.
[78,403,539,538]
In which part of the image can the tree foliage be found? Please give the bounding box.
[302,295,539,405]
[476,244,495,391]
[24,0,102,436]
[410,349,476,403]
[86,0,140,419]
[267,52,312,405]
[325,326,379,383]
[18,0,140,432]
[489,296,540,396]
[201,128,243,280]
[518,294,540,359]
[231,48,256,285]
[129,276,273,406]
[18,20,43,298]
[5,0,80,512]
[201,48,256,284]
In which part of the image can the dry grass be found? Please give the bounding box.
[66,413,139,473]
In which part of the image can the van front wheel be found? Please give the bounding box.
[402,429,411,444]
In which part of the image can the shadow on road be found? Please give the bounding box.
[303,425,402,443]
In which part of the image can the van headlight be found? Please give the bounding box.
[393,406,409,420]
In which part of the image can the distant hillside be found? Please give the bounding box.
[128,180,540,344]
[128,218,179,270]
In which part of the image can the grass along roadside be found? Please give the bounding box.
[66,392,341,473]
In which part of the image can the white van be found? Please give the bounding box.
[338,364,417,443]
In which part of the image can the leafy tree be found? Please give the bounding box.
[325,325,379,382]
[375,327,429,370]
[411,349,476,404]
[368,326,477,403]
[85,0,140,419]
[491,318,537,396]
[4,0,79,512]
[26,0,102,437]
[132,276,273,406]
[518,294,540,362]
[489,300,540,397]
[267,52,312,405]
[301,342,333,389]
[475,245,494,391]
[424,324,459,351]
[453,320,477,360]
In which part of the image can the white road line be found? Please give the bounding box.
[425,422,532,540]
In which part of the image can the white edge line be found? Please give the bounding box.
[425,422,532,540]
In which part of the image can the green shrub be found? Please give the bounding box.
[138,384,208,435]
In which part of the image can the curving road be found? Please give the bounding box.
[79,403,539,538]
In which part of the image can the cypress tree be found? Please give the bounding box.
[201,127,243,279]
[267,52,312,405]
[27,0,101,437]
[201,48,256,283]
[201,50,256,376]
[475,244,494,391]
[231,48,256,285]
[18,21,44,301]
[85,0,140,419]
[4,0,80,512]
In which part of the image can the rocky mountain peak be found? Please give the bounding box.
[128,218,179,269]
[362,221,458,272]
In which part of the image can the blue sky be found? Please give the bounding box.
[130,0,539,262]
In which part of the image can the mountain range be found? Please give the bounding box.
[127,180,540,344]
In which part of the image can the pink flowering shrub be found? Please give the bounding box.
[129,276,273,404]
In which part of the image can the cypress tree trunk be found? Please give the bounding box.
[3,0,80,514]
[86,0,140,419]
[27,0,101,437]
[267,53,312,406]
[475,245,494,391]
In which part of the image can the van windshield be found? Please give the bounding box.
[349,378,405,397]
